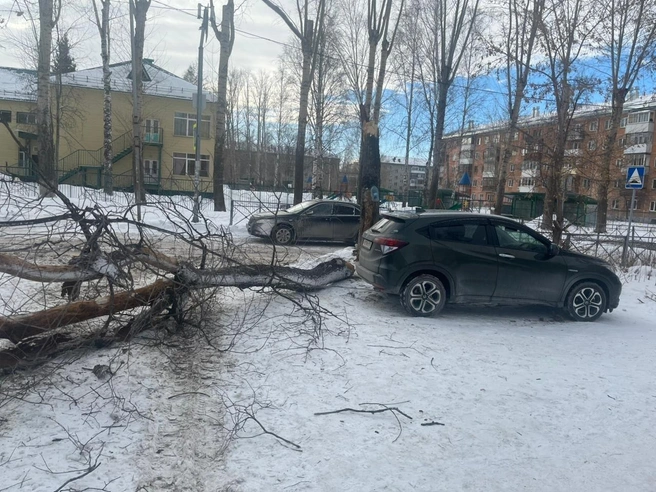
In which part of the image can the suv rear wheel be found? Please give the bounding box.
[566,282,607,322]
[401,274,446,317]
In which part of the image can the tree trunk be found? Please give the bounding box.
[358,121,381,239]
[294,20,314,204]
[427,81,449,207]
[37,0,57,197]
[212,2,233,211]
[0,259,354,345]
[131,0,148,207]
[595,90,626,233]
[98,0,113,195]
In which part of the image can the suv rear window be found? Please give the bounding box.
[430,222,488,245]
[370,217,404,234]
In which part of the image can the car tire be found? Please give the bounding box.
[566,282,607,322]
[401,274,446,317]
[272,224,294,245]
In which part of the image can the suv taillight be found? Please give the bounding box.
[374,237,408,254]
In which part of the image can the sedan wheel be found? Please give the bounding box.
[272,225,294,245]
[401,274,446,317]
[566,282,607,322]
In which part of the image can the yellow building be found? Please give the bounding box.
[0,59,215,194]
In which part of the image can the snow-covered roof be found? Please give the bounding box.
[59,59,213,101]
[0,60,212,103]
[450,93,656,139]
[0,67,36,102]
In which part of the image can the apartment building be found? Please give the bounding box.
[442,99,656,221]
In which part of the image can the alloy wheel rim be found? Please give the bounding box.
[572,287,603,319]
[408,280,441,314]
[275,228,291,244]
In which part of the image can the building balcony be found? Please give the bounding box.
[519,185,535,193]
[565,149,582,156]
[624,143,652,154]
[625,121,653,134]
[460,142,475,152]
[143,128,164,145]
[521,168,538,177]
[459,157,473,165]
[567,129,584,140]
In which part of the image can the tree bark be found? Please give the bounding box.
[211,0,234,211]
[93,0,114,195]
[37,0,57,196]
[130,0,149,207]
[294,20,315,204]
[595,89,627,232]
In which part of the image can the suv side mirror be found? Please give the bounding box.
[548,243,559,256]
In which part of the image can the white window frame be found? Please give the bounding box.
[16,112,37,125]
[144,119,160,143]
[582,178,590,189]
[589,120,598,132]
[144,159,159,181]
[650,201,656,212]
[174,112,210,138]
[172,152,210,177]
[612,199,619,210]
[588,140,597,150]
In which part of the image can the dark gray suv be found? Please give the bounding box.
[356,211,621,321]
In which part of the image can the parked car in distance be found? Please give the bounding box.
[356,211,622,321]
[247,199,360,245]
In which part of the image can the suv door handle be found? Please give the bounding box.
[498,253,515,259]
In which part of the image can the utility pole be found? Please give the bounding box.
[193,4,210,223]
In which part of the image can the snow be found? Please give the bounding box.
[0,61,211,102]
[0,67,36,102]
[1,182,656,491]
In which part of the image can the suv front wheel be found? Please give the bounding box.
[401,274,446,317]
[566,282,607,322]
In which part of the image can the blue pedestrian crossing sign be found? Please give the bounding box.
[625,166,645,189]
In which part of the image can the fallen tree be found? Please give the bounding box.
[0,181,354,370]
[0,258,354,344]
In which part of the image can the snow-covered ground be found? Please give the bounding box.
[1,182,656,491]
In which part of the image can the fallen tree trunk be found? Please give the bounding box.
[0,279,174,343]
[0,259,354,347]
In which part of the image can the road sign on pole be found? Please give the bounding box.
[625,166,645,189]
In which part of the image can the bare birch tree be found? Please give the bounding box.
[129,0,150,216]
[592,0,656,232]
[423,0,480,208]
[91,0,113,194]
[535,0,598,243]
[491,0,544,215]
[36,0,62,197]
[210,0,235,211]
[252,70,273,185]
[261,0,327,204]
